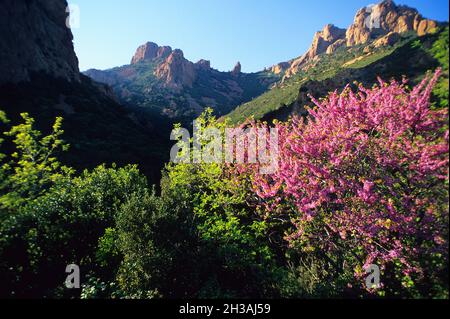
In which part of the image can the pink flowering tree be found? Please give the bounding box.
[234,70,449,294]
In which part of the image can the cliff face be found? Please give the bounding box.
[131,42,172,64]
[85,41,278,119]
[154,49,197,89]
[0,0,80,85]
[130,42,199,89]
[282,0,439,78]
[0,0,170,185]
[286,24,346,77]
[346,0,437,46]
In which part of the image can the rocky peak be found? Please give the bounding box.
[157,46,173,60]
[231,62,242,75]
[131,42,173,64]
[283,0,439,79]
[310,24,347,56]
[170,49,185,59]
[131,42,158,64]
[346,0,437,46]
[285,24,346,76]
[154,49,196,89]
[321,24,347,42]
[270,62,291,74]
[0,0,80,85]
[195,59,211,70]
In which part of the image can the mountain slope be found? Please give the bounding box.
[225,0,447,124]
[0,0,79,85]
[85,43,280,122]
[0,0,170,185]
[282,0,439,79]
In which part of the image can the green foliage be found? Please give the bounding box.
[0,112,149,298]
[163,111,332,298]
[0,110,8,124]
[1,65,448,299]
[114,192,166,298]
[80,276,128,299]
[0,112,72,210]
[428,27,449,108]
[114,188,200,298]
[96,228,120,268]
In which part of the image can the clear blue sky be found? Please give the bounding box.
[69,0,449,72]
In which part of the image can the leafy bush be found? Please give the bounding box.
[114,187,201,298]
[0,164,148,297]
[236,70,449,297]
[0,113,149,297]
[0,112,72,211]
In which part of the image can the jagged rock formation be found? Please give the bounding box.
[326,39,347,54]
[131,42,172,64]
[270,62,291,74]
[416,19,439,36]
[195,59,211,69]
[131,42,215,89]
[373,31,401,48]
[286,24,346,77]
[155,49,196,89]
[85,42,277,119]
[346,0,437,46]
[0,0,80,85]
[231,62,242,75]
[283,0,439,78]
[306,24,347,58]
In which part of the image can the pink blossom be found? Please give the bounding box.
[230,70,449,288]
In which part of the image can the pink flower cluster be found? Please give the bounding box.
[234,70,449,282]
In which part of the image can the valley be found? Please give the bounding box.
[0,0,448,300]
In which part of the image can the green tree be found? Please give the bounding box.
[0,112,72,210]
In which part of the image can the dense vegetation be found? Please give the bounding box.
[0,68,447,298]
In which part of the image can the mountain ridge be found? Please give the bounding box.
[0,0,171,184]
[225,0,447,124]
[85,42,278,120]
[85,0,444,124]
[279,0,440,79]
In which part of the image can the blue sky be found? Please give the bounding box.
[69,0,449,72]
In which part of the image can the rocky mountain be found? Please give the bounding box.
[0,0,169,184]
[285,24,347,77]
[131,42,173,64]
[226,0,448,124]
[85,43,279,121]
[154,49,197,89]
[0,0,80,85]
[280,0,440,78]
[1,0,446,183]
[85,0,443,124]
